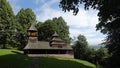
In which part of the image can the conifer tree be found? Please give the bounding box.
[0,0,16,48]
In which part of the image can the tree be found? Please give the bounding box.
[36,17,71,43]
[16,8,36,49]
[59,0,120,67]
[96,47,109,66]
[73,34,88,59]
[36,21,42,40]
[16,8,36,33]
[0,0,16,48]
[73,34,109,65]
[53,17,71,43]
[36,20,56,41]
[96,1,120,58]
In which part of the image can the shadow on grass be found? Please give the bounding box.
[40,57,96,68]
[11,51,23,55]
[0,51,31,68]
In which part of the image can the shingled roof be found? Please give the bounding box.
[52,31,59,37]
[50,31,66,46]
[24,41,72,50]
[28,23,37,31]
[51,37,64,42]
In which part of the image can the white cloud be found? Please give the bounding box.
[88,38,104,46]
[34,1,105,45]
[7,0,21,15]
[7,0,105,45]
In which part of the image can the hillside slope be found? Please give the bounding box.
[0,49,96,68]
[40,57,96,68]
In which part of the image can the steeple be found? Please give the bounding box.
[27,23,38,42]
[50,31,65,48]
[52,31,59,37]
[28,23,37,31]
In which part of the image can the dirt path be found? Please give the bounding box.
[29,57,40,68]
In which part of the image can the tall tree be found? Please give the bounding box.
[16,8,36,49]
[0,0,16,48]
[36,20,56,41]
[53,17,70,43]
[73,34,88,59]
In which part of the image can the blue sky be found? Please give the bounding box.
[7,0,106,46]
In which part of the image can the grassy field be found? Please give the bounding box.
[0,49,96,68]
[40,57,96,68]
[0,49,31,68]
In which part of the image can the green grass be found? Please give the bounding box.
[40,57,96,68]
[0,49,31,68]
[0,49,96,68]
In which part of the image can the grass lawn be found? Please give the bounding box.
[0,49,31,68]
[40,57,96,68]
[0,49,96,68]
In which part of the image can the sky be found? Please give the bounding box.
[7,0,106,46]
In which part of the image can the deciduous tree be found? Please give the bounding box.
[73,34,88,59]
[36,17,71,43]
[36,20,55,41]
[53,17,70,43]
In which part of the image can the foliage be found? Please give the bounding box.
[0,0,36,49]
[36,19,56,41]
[85,47,96,63]
[73,34,109,66]
[73,34,89,59]
[95,47,109,66]
[36,21,42,40]
[59,0,120,67]
[0,0,16,48]
[16,8,36,33]
[36,16,71,43]
[59,0,118,15]
[0,49,31,68]
[59,0,105,15]
[16,8,36,49]
[40,57,96,68]
[53,17,70,43]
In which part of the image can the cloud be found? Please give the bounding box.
[88,38,104,46]
[34,1,105,45]
[7,0,105,45]
[7,0,21,15]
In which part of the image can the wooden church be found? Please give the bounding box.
[24,23,72,54]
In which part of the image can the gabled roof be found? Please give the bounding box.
[28,23,37,31]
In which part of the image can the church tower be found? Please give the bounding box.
[50,31,65,48]
[27,23,38,42]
